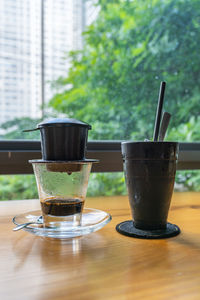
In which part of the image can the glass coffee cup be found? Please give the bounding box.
[30,160,97,229]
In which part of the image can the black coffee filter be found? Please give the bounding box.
[25,118,91,161]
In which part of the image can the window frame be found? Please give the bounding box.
[1,2,200,175]
[0,140,199,174]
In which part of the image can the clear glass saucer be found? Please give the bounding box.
[13,208,112,239]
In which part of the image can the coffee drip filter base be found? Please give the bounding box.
[116,220,180,239]
[29,159,99,163]
[29,159,99,172]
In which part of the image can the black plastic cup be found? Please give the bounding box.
[24,118,91,161]
[121,141,179,230]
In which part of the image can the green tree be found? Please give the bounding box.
[167,116,200,142]
[0,117,41,140]
[50,0,200,141]
[0,175,38,201]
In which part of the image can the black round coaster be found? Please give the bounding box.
[116,220,180,239]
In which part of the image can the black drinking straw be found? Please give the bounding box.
[153,81,166,141]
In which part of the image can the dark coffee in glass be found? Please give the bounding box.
[40,197,84,228]
[41,198,84,217]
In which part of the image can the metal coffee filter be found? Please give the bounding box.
[24,118,92,161]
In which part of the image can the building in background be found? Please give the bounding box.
[0,0,98,124]
[85,0,99,27]
[0,0,41,122]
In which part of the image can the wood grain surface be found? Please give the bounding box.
[1,192,200,300]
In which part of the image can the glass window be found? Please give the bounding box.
[2,0,198,143]
[0,0,200,200]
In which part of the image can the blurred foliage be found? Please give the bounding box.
[175,171,200,191]
[167,116,200,142]
[0,175,38,201]
[0,173,126,201]
[0,117,41,140]
[87,173,126,196]
[50,0,200,141]
[1,169,200,201]
[0,0,200,200]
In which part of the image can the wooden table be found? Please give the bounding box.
[1,192,200,300]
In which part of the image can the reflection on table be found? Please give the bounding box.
[1,193,200,300]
